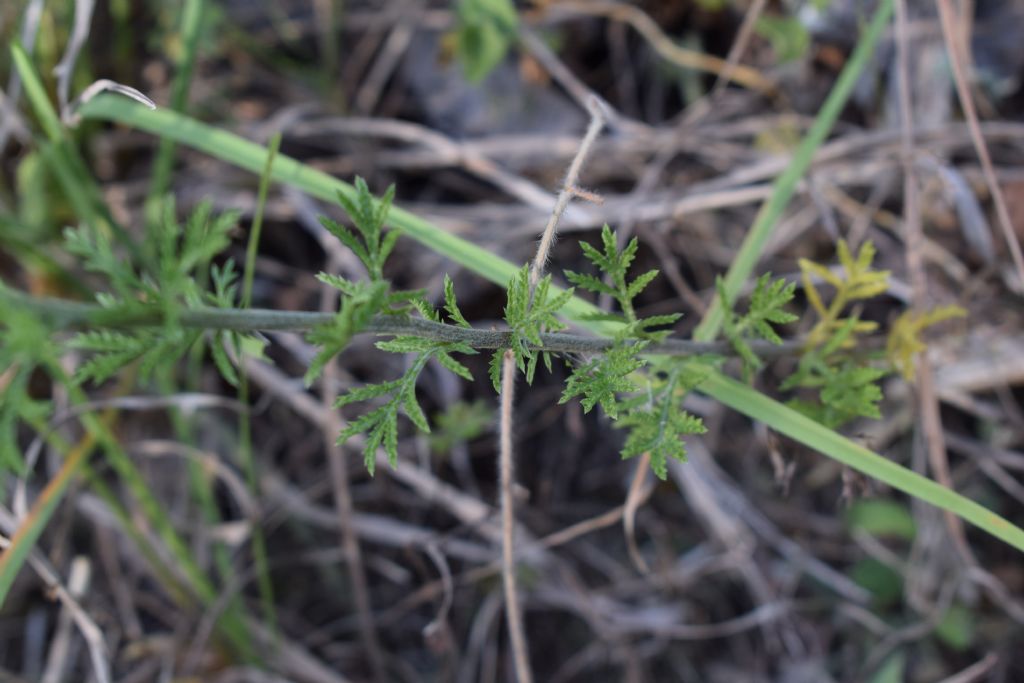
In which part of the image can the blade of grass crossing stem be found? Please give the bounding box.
[693,0,894,343]
[146,0,206,225]
[701,373,1024,552]
[76,93,608,326]
[239,132,283,640]
[77,81,1024,553]
[243,133,282,307]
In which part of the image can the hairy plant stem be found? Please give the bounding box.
[499,349,532,683]
[528,94,606,292]
[8,291,806,358]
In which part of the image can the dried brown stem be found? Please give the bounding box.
[935,0,1024,290]
[319,285,388,681]
[895,0,972,562]
[499,349,532,683]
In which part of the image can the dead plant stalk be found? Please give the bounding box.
[501,95,606,682]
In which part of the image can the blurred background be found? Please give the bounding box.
[2,1,1024,681]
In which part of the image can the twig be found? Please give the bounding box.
[528,95,606,291]
[0,522,111,683]
[623,453,653,574]
[937,653,999,683]
[320,280,388,681]
[709,0,768,98]
[894,0,973,562]
[497,93,608,683]
[498,350,532,683]
[537,1,775,95]
[52,0,96,118]
[935,0,1024,290]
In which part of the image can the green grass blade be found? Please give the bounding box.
[146,0,206,220]
[238,131,282,642]
[10,41,63,141]
[0,433,95,604]
[693,0,894,342]
[77,78,1024,555]
[242,132,281,307]
[11,43,137,258]
[701,372,1024,552]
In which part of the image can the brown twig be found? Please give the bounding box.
[895,0,973,562]
[319,282,388,681]
[497,86,608,683]
[710,0,769,98]
[529,95,607,290]
[538,1,775,95]
[935,0,1024,290]
[498,349,532,683]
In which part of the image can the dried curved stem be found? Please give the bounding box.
[529,95,606,291]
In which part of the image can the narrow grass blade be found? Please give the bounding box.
[693,0,894,342]
[0,432,96,604]
[11,43,135,257]
[146,0,206,217]
[701,372,1024,553]
[238,131,282,640]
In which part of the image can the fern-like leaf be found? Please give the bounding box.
[719,273,797,372]
[615,362,707,479]
[560,342,645,419]
[325,177,398,280]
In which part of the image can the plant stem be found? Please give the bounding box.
[499,349,532,683]
[528,95,605,292]
[7,291,806,358]
[237,132,283,644]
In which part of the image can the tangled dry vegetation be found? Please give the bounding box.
[2,0,1024,681]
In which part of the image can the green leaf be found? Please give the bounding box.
[429,400,493,454]
[755,15,810,62]
[327,178,398,280]
[846,499,916,541]
[615,363,707,479]
[209,332,240,386]
[719,272,796,373]
[443,274,471,328]
[305,279,389,385]
[436,350,474,381]
[560,343,645,418]
[489,350,504,393]
[455,0,518,82]
[320,218,369,266]
[316,272,362,296]
[565,270,616,297]
[626,269,659,299]
[869,653,905,683]
[335,380,402,407]
[935,604,975,651]
[402,385,430,433]
[851,558,903,606]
